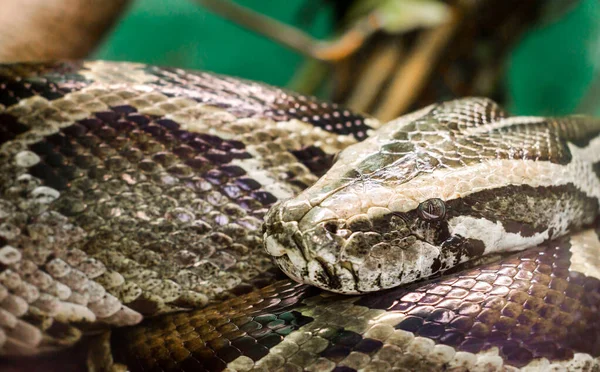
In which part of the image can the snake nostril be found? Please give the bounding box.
[324,221,338,234]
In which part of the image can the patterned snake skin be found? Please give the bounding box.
[263,100,600,294]
[0,61,599,371]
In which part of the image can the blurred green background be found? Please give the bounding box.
[94,0,600,116]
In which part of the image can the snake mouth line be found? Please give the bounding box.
[264,213,357,292]
[265,205,441,294]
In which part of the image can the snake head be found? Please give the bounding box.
[263,99,595,294]
[263,188,457,294]
[263,106,458,294]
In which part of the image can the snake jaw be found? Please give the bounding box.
[264,199,357,292]
[264,196,445,294]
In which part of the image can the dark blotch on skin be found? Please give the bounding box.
[431,258,442,273]
[0,113,29,142]
[440,235,486,266]
[291,146,336,177]
[331,330,362,347]
[464,239,485,257]
[28,162,69,190]
[332,366,357,372]
[320,344,352,362]
[593,161,600,181]
[503,221,540,238]
[565,124,600,148]
[446,184,599,237]
[353,338,383,354]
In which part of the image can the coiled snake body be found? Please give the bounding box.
[0,61,599,371]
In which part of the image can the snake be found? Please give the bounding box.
[0,61,599,372]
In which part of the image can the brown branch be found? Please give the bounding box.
[195,0,378,62]
[196,0,317,58]
[373,9,463,122]
[344,40,403,115]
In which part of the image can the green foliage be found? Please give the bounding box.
[94,0,332,86]
[507,0,600,115]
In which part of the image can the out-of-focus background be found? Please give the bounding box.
[92,0,600,117]
[1,0,599,118]
[97,1,332,91]
[95,1,332,89]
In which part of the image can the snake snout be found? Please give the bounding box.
[263,198,358,292]
[263,196,446,294]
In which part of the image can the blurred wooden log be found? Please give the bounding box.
[0,0,129,62]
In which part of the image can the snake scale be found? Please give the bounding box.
[0,61,599,371]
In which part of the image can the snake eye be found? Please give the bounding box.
[417,198,446,221]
